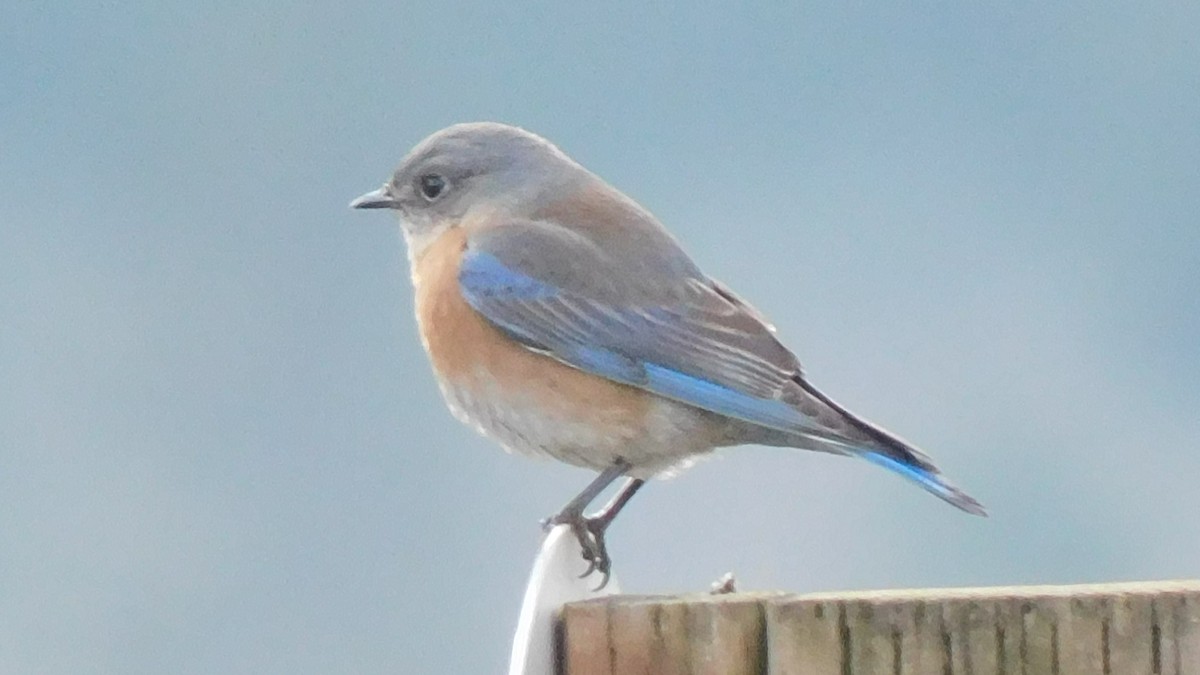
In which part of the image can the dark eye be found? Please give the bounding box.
[418,174,447,201]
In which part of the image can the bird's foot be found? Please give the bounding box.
[543,510,615,590]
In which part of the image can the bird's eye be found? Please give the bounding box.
[418,174,447,201]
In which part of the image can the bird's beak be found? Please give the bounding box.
[349,186,399,210]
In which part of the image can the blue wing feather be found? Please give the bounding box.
[458,245,822,434]
[457,250,558,300]
[641,364,812,432]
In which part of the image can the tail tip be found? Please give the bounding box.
[863,451,987,516]
[945,486,988,517]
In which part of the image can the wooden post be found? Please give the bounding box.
[560,580,1200,675]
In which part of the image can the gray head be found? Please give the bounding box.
[350,122,583,251]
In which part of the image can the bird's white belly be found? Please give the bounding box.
[434,371,715,477]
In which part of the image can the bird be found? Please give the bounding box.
[350,122,985,586]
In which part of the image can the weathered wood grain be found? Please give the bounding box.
[562,594,775,675]
[562,580,1200,675]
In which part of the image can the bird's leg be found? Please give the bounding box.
[574,477,645,585]
[543,461,628,531]
[544,460,646,589]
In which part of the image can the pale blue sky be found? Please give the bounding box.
[3,2,1199,673]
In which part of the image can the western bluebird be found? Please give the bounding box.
[351,122,984,585]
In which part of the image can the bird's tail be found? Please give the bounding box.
[791,376,987,516]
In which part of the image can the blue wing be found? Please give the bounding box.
[457,222,825,436]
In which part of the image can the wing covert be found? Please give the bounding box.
[457,220,821,434]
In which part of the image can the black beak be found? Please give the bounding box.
[349,187,399,210]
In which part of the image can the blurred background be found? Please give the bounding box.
[3,2,1198,673]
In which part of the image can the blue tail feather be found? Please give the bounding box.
[863,452,987,516]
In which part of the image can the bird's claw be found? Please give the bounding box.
[546,512,614,590]
[576,518,611,585]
